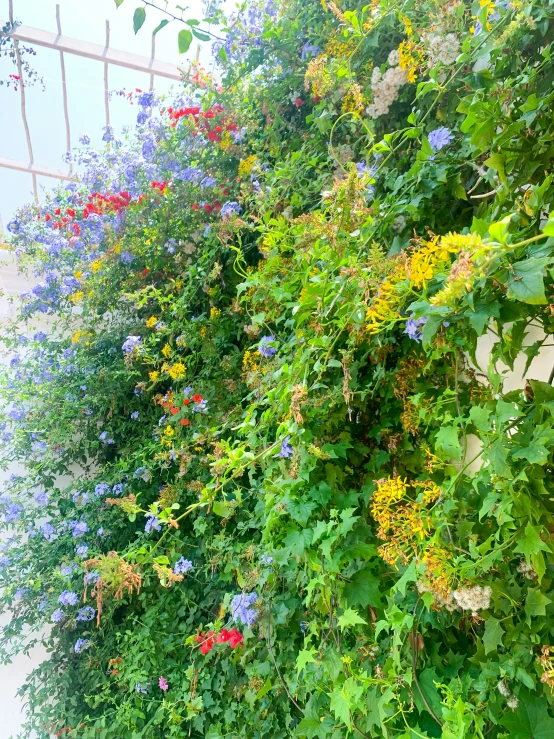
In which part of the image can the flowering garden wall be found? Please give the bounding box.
[3,0,554,736]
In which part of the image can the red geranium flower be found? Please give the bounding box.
[180,419,190,426]
[192,394,203,403]
[184,398,191,405]
[170,407,180,415]
[227,628,244,649]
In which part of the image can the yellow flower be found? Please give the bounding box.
[210,306,221,320]
[200,326,208,339]
[69,291,84,304]
[71,330,82,344]
[164,426,175,437]
[74,270,83,280]
[219,131,232,151]
[242,350,260,372]
[149,371,160,382]
[161,343,172,358]
[168,362,186,380]
[398,40,421,83]
[91,260,102,274]
[146,316,158,328]
[238,155,257,176]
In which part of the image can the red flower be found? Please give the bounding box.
[192,394,203,403]
[192,204,199,211]
[54,207,61,215]
[197,631,215,654]
[45,214,51,221]
[203,203,213,214]
[216,629,230,643]
[170,407,180,415]
[184,398,191,405]
[66,208,76,218]
[180,418,190,426]
[228,628,244,649]
[294,97,303,108]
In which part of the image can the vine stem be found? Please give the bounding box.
[266,610,304,713]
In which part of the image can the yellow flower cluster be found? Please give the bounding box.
[69,291,84,305]
[242,350,260,372]
[210,306,221,320]
[429,233,484,306]
[91,260,103,274]
[161,343,172,358]
[71,329,92,344]
[219,131,233,151]
[304,56,333,97]
[325,32,357,59]
[366,262,407,335]
[370,477,442,569]
[398,40,422,83]
[167,362,186,380]
[146,316,158,328]
[238,155,257,176]
[149,371,160,382]
[341,83,365,113]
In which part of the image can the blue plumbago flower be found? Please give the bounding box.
[260,554,273,565]
[428,127,454,153]
[130,411,139,420]
[145,514,162,534]
[301,42,320,60]
[73,491,89,505]
[231,591,258,626]
[69,520,89,538]
[61,564,79,577]
[95,483,111,497]
[119,251,134,265]
[34,490,49,506]
[122,335,142,355]
[14,588,25,603]
[85,571,100,585]
[275,435,293,459]
[173,557,193,575]
[220,200,241,218]
[74,638,91,653]
[97,527,105,536]
[137,90,156,107]
[62,151,73,164]
[101,124,114,142]
[33,331,47,342]
[75,545,89,558]
[111,483,124,495]
[79,133,91,145]
[0,555,10,568]
[136,681,151,694]
[134,467,151,482]
[76,606,95,622]
[258,335,277,358]
[51,608,64,623]
[165,238,177,254]
[99,431,114,445]
[200,176,217,189]
[41,523,57,541]
[58,590,79,607]
[404,314,428,342]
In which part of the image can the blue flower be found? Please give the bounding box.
[58,590,79,607]
[130,411,139,420]
[76,606,95,622]
[79,133,91,145]
[220,201,241,218]
[51,608,64,623]
[428,127,454,153]
[231,591,258,626]
[75,545,89,558]
[119,251,134,265]
[145,514,162,534]
[99,431,114,445]
[173,557,193,575]
[34,490,49,506]
[258,335,277,358]
[74,638,91,653]
[404,315,428,342]
[275,435,293,459]
[122,336,142,355]
[301,42,320,61]
[85,571,100,585]
[95,483,111,497]
[41,523,57,541]
[136,681,151,694]
[61,564,78,577]
[69,520,89,538]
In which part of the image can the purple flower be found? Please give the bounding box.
[145,514,162,534]
[61,564,78,577]
[58,590,79,607]
[51,609,64,623]
[173,558,193,575]
[230,591,258,626]
[130,411,139,420]
[14,588,25,603]
[76,606,95,621]
[33,331,47,342]
[102,124,114,142]
[301,42,320,60]
[136,681,151,694]
[220,201,241,218]
[165,238,177,254]
[428,127,454,153]
[85,571,100,585]
[95,483,111,497]
[258,335,277,358]
[75,545,89,558]
[404,315,428,342]
[42,523,57,541]
[119,251,134,265]
[74,638,91,653]
[122,335,142,355]
[34,490,49,506]
[69,520,89,538]
[79,133,91,145]
[158,676,169,691]
[275,435,293,459]
[99,431,114,445]
[111,483,124,495]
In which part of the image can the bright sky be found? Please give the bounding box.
[0,0,214,232]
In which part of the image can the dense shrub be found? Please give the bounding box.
[3,1,554,737]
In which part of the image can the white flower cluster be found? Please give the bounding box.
[417,582,492,617]
[392,215,407,234]
[517,559,537,580]
[366,54,407,119]
[424,32,460,68]
[452,585,492,616]
[497,679,519,709]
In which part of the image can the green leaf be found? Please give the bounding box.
[506,257,550,305]
[412,667,443,720]
[329,678,364,727]
[514,523,551,561]
[469,405,491,432]
[529,380,554,408]
[218,45,228,63]
[512,441,549,465]
[344,568,382,609]
[488,215,512,244]
[178,28,193,54]
[525,588,552,618]
[487,440,511,477]
[500,695,554,739]
[483,617,504,655]
[255,678,273,701]
[114,0,125,6]
[435,425,462,461]
[192,27,212,41]
[296,647,317,675]
[337,608,367,630]
[212,501,231,517]
[152,18,170,35]
[133,7,146,33]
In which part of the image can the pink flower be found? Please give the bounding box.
[158,676,169,691]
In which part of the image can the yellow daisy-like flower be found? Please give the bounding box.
[74,270,83,280]
[210,306,221,320]
[168,362,186,380]
[164,426,175,437]
[69,291,84,305]
[161,343,172,358]
[91,260,102,274]
[71,330,82,344]
[146,316,158,328]
[149,371,160,382]
[238,155,257,176]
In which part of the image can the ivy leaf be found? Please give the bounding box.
[514,523,551,561]
[483,617,504,654]
[344,568,382,609]
[512,442,549,465]
[337,608,367,630]
[435,425,462,461]
[487,439,511,477]
[296,647,317,675]
[329,678,364,726]
[506,257,550,305]
[178,28,193,53]
[500,695,554,739]
[133,7,146,33]
[525,588,552,619]
[469,405,491,432]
